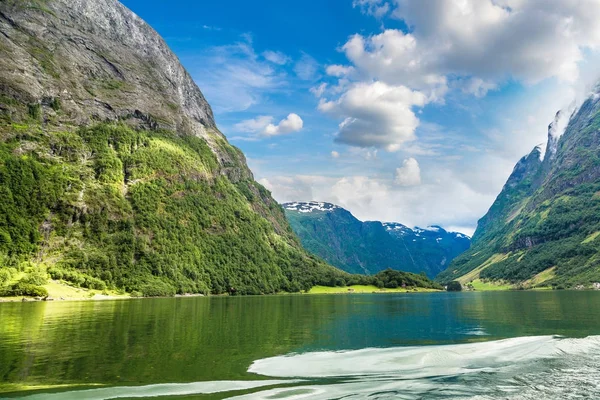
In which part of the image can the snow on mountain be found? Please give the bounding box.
[283,201,339,213]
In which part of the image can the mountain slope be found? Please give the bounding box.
[0,0,347,296]
[437,86,600,288]
[284,202,471,278]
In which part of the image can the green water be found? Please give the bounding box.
[2,291,600,399]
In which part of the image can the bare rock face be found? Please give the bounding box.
[0,0,249,178]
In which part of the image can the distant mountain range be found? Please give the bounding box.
[283,202,471,278]
[437,84,600,289]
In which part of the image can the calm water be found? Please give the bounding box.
[1,291,600,399]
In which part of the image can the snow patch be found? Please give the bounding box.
[283,201,339,213]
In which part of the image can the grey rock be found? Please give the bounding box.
[0,0,251,179]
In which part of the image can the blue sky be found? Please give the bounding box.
[121,0,600,235]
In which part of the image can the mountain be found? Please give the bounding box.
[437,86,600,289]
[283,202,471,278]
[0,0,350,296]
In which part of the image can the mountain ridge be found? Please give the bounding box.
[283,201,471,278]
[437,85,600,288]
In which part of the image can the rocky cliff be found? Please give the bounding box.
[0,0,345,296]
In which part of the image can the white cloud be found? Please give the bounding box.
[326,65,355,78]
[353,0,391,18]
[462,78,498,98]
[234,114,303,137]
[260,171,494,235]
[348,147,378,160]
[318,81,428,151]
[234,115,274,133]
[331,151,340,159]
[389,0,600,84]
[202,25,222,31]
[394,158,421,186]
[294,53,320,81]
[310,83,328,97]
[262,50,290,65]
[187,39,284,112]
[264,113,304,136]
[315,0,600,152]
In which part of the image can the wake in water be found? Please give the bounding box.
[16,335,600,399]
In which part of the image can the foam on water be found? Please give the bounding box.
[240,335,600,399]
[249,335,600,379]
[17,336,600,399]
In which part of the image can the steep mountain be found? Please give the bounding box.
[437,85,600,288]
[283,202,471,278]
[0,0,348,296]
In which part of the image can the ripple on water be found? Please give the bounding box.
[14,335,600,399]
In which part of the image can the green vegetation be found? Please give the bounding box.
[446,281,462,292]
[0,122,359,297]
[0,263,48,297]
[285,205,470,278]
[467,279,514,291]
[308,285,440,294]
[438,102,600,289]
[0,120,444,298]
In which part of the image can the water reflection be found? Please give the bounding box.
[1,291,600,397]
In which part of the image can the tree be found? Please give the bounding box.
[446,281,462,292]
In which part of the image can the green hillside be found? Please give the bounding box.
[437,90,600,289]
[0,0,352,297]
[284,202,470,278]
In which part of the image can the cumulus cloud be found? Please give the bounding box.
[260,171,494,235]
[390,0,600,84]
[394,158,421,186]
[262,50,290,65]
[316,0,600,151]
[264,113,304,136]
[234,114,303,137]
[318,81,428,151]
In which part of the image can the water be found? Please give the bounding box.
[1,291,600,399]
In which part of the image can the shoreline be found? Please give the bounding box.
[1,283,595,304]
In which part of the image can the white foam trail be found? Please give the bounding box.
[17,336,600,400]
[235,336,600,399]
[249,335,600,379]
[17,380,300,400]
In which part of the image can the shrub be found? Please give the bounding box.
[139,281,176,297]
[50,97,61,111]
[447,281,462,292]
[8,282,48,297]
[0,267,17,286]
[28,103,41,119]
[21,268,48,286]
[83,276,106,291]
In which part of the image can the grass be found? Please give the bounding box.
[307,285,441,294]
[468,279,514,291]
[0,279,131,302]
[582,231,600,244]
[523,266,556,288]
[457,253,509,284]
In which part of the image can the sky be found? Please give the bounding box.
[121,0,600,236]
